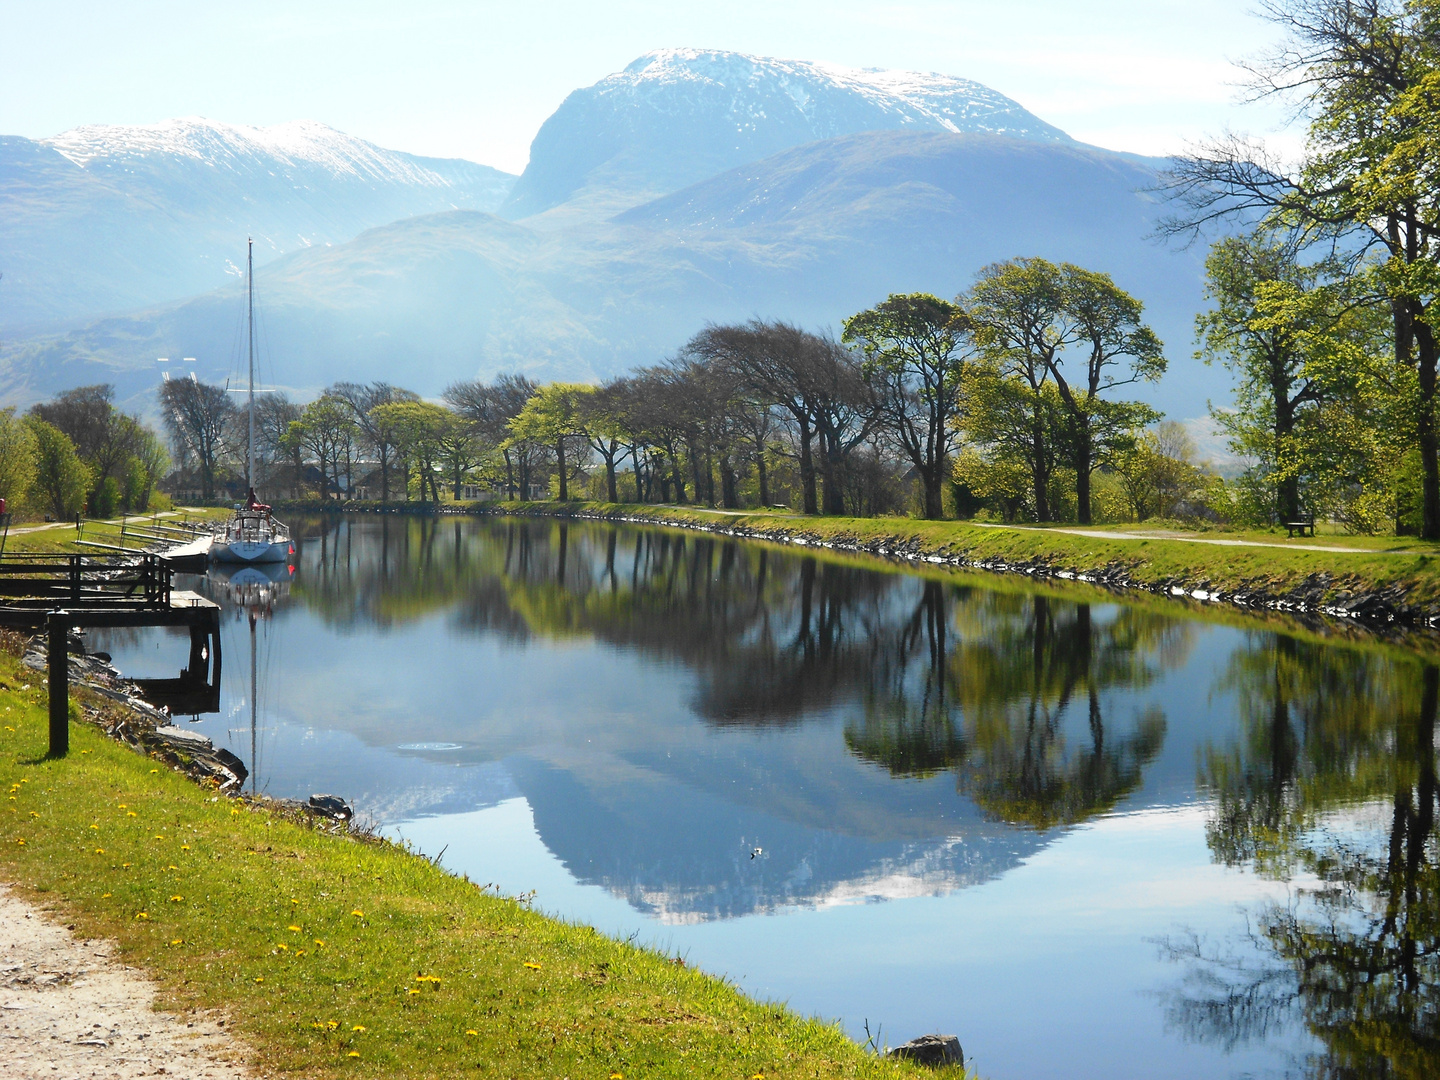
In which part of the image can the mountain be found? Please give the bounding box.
[0,131,1214,421]
[501,47,1071,220]
[0,117,516,329]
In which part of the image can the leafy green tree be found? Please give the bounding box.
[296,395,358,499]
[967,258,1162,524]
[508,384,593,501]
[0,409,36,513]
[25,417,90,519]
[844,293,974,519]
[370,401,450,503]
[1197,230,1391,524]
[1164,0,1440,537]
[436,410,488,500]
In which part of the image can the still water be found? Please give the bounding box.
[94,515,1438,1080]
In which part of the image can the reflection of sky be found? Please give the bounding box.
[91,519,1329,1080]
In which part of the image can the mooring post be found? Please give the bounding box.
[47,610,69,758]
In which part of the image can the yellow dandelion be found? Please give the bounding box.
[276,943,289,951]
[406,989,420,996]
[327,1021,339,1029]
[347,1051,360,1058]
[149,768,158,774]
[181,844,190,851]
[101,893,111,898]
[296,949,306,956]
[122,862,131,868]
[126,812,136,817]
[135,912,148,920]
[311,1022,325,1030]
[465,1029,478,1036]
[170,939,183,945]
[254,976,264,983]
[314,939,325,947]
[117,803,127,808]
[153,835,164,840]
[170,895,183,902]
[291,899,300,905]
[89,824,99,830]
[523,961,542,970]
[80,749,90,754]
[352,1025,366,1033]
[611,1072,624,1079]
[230,808,239,816]
[350,909,364,918]
[288,924,302,932]
[167,864,178,870]
[94,848,104,854]
[14,838,24,846]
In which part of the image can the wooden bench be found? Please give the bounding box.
[1284,515,1316,538]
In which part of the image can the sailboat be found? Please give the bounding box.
[212,238,293,565]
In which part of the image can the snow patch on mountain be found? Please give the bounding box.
[43,117,456,188]
[610,48,1070,142]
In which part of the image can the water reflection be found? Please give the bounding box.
[90,515,1440,1079]
[1165,635,1440,1079]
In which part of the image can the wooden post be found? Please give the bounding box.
[47,611,68,758]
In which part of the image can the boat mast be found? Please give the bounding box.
[247,238,255,493]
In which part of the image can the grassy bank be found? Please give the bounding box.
[464,502,1440,620]
[0,642,941,1079]
[1,507,229,556]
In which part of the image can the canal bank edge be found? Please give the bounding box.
[293,501,1440,634]
[0,636,959,1079]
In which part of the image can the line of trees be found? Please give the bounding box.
[0,385,170,520]
[151,256,1181,525]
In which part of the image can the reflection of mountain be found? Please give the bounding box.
[259,515,1201,919]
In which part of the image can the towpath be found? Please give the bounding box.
[0,882,253,1079]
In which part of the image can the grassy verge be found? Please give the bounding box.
[0,643,942,1079]
[1,507,230,556]
[471,502,1440,617]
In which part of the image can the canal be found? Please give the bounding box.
[94,514,1439,1080]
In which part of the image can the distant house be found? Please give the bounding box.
[460,483,504,502]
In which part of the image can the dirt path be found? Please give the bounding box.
[0,883,253,1079]
[969,521,1411,555]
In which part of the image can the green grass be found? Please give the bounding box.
[1,507,230,556]
[0,644,944,1079]
[473,501,1440,616]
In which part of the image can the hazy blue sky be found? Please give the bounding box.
[1,0,1295,172]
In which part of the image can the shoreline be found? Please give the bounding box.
[273,499,1440,637]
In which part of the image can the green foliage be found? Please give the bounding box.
[0,651,929,1080]
[0,407,37,513]
[24,416,90,519]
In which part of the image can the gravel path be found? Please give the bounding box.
[0,883,253,1079]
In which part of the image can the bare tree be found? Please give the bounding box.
[159,378,234,501]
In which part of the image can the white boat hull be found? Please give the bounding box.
[211,539,291,564]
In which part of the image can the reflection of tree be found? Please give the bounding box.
[289,515,1186,830]
[846,592,1180,829]
[1168,632,1440,1079]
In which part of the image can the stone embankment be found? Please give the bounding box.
[469,504,1440,634]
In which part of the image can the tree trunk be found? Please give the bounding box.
[820,431,845,516]
[380,446,390,502]
[556,439,568,501]
[1074,419,1093,526]
[606,454,618,503]
[922,466,943,520]
[720,453,738,509]
[1418,323,1440,540]
[671,455,687,504]
[798,422,818,515]
[503,449,515,501]
[756,451,770,508]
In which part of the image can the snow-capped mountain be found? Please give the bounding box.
[43,117,483,189]
[0,119,515,329]
[501,48,1069,219]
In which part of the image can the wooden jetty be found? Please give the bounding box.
[0,552,220,757]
